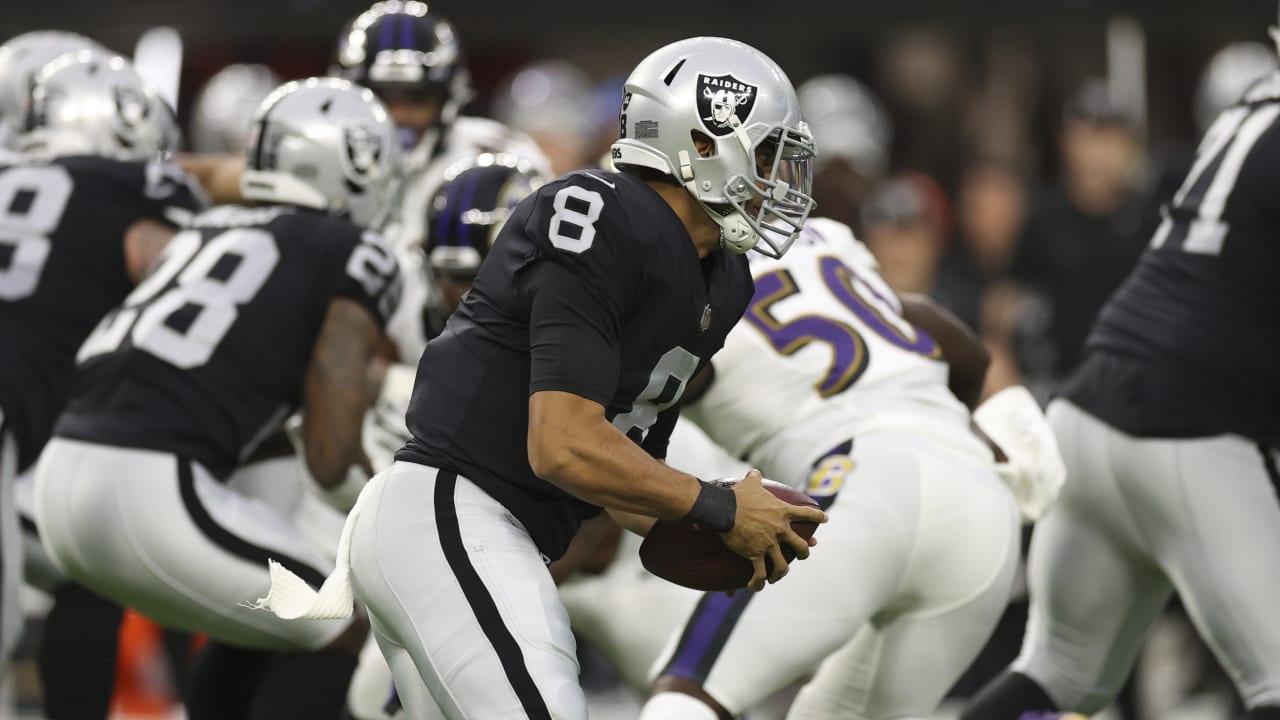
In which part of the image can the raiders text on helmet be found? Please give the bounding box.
[240,77,402,228]
[611,36,817,258]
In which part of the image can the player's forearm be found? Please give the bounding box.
[529,415,701,520]
[900,293,990,409]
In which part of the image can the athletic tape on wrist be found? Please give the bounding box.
[682,479,736,533]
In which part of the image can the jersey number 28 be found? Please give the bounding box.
[78,228,279,368]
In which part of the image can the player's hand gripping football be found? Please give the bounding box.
[722,470,827,591]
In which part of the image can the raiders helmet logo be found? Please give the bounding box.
[697,74,757,137]
[342,126,384,185]
[113,85,151,133]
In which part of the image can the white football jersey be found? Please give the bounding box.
[380,115,549,363]
[686,217,988,490]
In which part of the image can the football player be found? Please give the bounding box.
[961,17,1280,720]
[0,48,205,711]
[261,36,828,719]
[30,77,401,719]
[632,214,1041,720]
[347,152,547,720]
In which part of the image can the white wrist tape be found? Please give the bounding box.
[973,385,1068,523]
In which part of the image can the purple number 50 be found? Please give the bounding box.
[744,256,940,397]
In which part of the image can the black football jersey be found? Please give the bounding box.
[398,170,754,559]
[55,205,401,478]
[0,155,207,471]
[1061,74,1280,445]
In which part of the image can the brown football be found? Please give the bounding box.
[639,479,821,592]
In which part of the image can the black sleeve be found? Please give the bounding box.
[333,227,402,329]
[519,175,645,316]
[521,259,621,406]
[139,159,211,227]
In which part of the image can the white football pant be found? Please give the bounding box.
[1015,399,1280,712]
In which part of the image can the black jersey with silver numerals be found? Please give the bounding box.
[398,170,754,559]
[1061,73,1280,445]
[0,155,207,471]
[56,205,401,478]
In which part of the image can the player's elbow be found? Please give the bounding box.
[527,424,577,480]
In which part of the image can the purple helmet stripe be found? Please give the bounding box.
[377,15,395,52]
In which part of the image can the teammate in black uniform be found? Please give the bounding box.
[963,60,1280,720]
[338,37,826,719]
[31,78,401,719]
[0,49,204,716]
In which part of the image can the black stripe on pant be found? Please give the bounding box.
[177,456,327,589]
[434,470,552,720]
[1259,443,1280,500]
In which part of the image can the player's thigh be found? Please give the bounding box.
[790,448,1020,720]
[13,465,65,592]
[364,622,446,720]
[33,438,346,651]
[1014,400,1173,712]
[1146,436,1280,708]
[349,462,586,720]
[652,455,922,715]
[560,531,702,693]
[0,430,22,669]
[790,532,1017,720]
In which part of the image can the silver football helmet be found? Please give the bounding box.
[241,77,401,229]
[20,50,180,161]
[0,30,107,148]
[797,74,892,178]
[190,63,282,154]
[1195,42,1277,131]
[611,37,816,258]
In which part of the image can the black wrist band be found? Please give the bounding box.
[683,479,737,533]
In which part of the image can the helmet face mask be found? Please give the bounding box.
[610,37,816,258]
[241,77,402,229]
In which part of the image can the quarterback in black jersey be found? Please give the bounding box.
[330,37,826,720]
[31,78,401,718]
[964,65,1280,720]
[0,47,204,706]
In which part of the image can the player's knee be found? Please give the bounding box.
[640,691,722,720]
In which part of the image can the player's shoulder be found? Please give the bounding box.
[58,155,209,223]
[530,170,657,246]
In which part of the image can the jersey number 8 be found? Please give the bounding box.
[0,165,73,301]
[79,229,279,368]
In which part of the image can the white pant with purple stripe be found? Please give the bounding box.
[348,461,585,720]
[644,430,1020,719]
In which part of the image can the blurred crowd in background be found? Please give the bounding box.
[3,1,1279,717]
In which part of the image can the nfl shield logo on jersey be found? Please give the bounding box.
[700,303,712,332]
[697,74,757,137]
[342,126,384,186]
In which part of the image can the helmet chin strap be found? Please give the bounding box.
[716,210,757,253]
[676,146,759,255]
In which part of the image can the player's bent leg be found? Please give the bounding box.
[1008,400,1174,715]
[32,438,352,651]
[369,624,447,720]
[789,444,1020,720]
[644,439,936,718]
[348,461,586,720]
[1143,437,1280,710]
